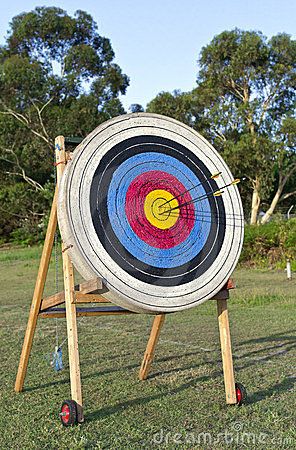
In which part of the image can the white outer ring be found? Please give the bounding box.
[58,113,244,313]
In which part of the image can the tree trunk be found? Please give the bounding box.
[250,178,261,224]
[246,110,261,225]
[261,165,296,224]
[260,187,283,224]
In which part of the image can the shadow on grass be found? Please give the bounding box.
[248,376,296,404]
[233,341,296,360]
[23,362,140,392]
[88,341,296,421]
[78,350,201,369]
[23,332,295,416]
[87,360,296,422]
[24,351,201,392]
[239,329,296,346]
[87,371,219,422]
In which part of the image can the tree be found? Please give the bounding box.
[0,7,129,242]
[147,30,296,223]
[196,29,296,223]
[129,104,144,113]
[260,117,296,223]
[146,90,194,126]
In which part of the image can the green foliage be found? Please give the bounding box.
[147,29,296,221]
[0,182,54,245]
[129,104,144,113]
[0,6,130,243]
[240,219,296,268]
[197,30,296,208]
[147,90,194,125]
[0,6,129,131]
[1,16,295,240]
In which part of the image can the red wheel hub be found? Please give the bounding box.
[236,386,242,404]
[61,404,70,423]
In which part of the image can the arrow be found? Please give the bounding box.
[159,172,222,207]
[159,178,244,215]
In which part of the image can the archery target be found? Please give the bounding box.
[58,113,244,313]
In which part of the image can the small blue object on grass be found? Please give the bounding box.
[51,346,63,371]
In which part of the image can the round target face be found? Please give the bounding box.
[58,113,244,313]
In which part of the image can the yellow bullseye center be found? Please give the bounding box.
[144,189,180,229]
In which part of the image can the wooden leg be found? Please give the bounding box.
[139,314,165,380]
[217,299,237,404]
[62,248,84,422]
[56,135,83,423]
[15,187,58,392]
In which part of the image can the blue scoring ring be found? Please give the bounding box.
[107,152,211,268]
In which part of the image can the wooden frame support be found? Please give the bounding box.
[55,135,84,423]
[15,186,58,393]
[217,299,237,404]
[40,279,104,312]
[15,133,239,423]
[139,314,166,380]
[39,305,135,318]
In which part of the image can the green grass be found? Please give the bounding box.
[0,245,42,262]
[0,247,295,449]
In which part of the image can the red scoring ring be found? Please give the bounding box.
[125,171,195,249]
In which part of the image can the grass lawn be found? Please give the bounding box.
[0,246,295,449]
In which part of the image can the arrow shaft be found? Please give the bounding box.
[159,172,222,207]
[160,180,239,215]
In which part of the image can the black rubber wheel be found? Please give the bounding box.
[60,400,78,426]
[235,382,247,406]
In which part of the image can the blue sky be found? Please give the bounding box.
[0,0,295,110]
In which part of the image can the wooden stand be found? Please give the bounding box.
[15,136,239,424]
